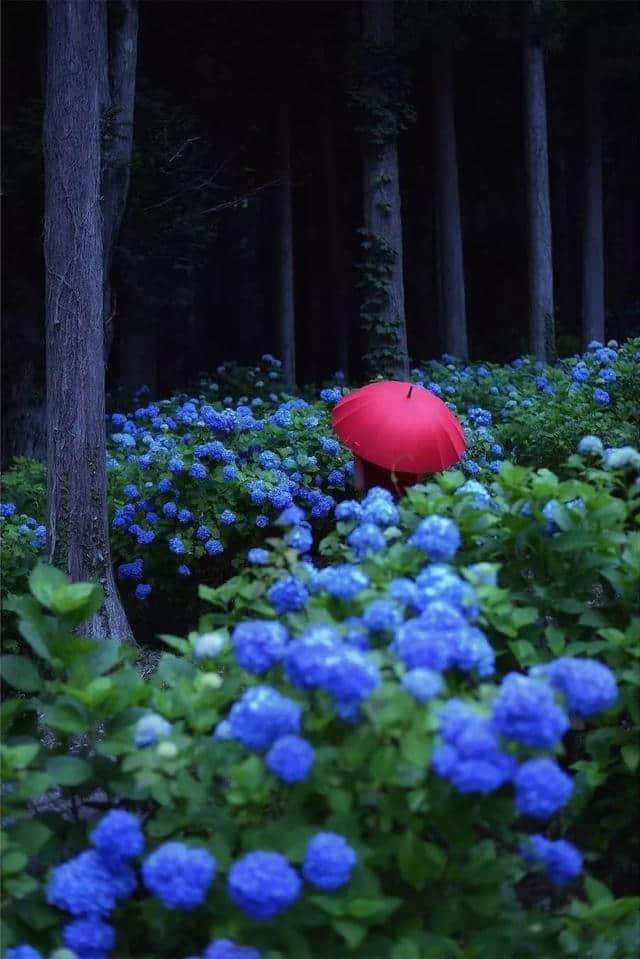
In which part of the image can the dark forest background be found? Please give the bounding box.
[2,0,639,468]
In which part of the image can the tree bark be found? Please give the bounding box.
[101,0,138,363]
[44,0,134,645]
[522,0,555,361]
[581,25,605,347]
[361,0,409,379]
[277,103,296,387]
[321,108,349,376]
[432,14,468,359]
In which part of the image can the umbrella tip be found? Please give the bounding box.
[407,385,413,398]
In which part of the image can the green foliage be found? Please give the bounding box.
[356,229,403,377]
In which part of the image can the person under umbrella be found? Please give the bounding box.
[332,381,466,499]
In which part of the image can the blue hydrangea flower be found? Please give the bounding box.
[220,509,237,525]
[466,563,498,587]
[393,602,466,671]
[571,365,590,383]
[196,524,211,541]
[311,564,369,599]
[598,368,616,383]
[123,484,139,500]
[248,548,270,565]
[593,388,610,406]
[327,468,345,487]
[117,558,143,581]
[604,446,640,470]
[134,713,172,747]
[177,508,192,524]
[402,668,443,702]
[362,599,403,632]
[189,462,208,480]
[47,850,136,917]
[228,685,301,751]
[255,514,269,528]
[203,939,261,959]
[136,529,155,545]
[335,499,362,522]
[387,577,419,608]
[157,478,172,493]
[30,524,47,549]
[284,525,313,553]
[162,501,178,518]
[222,465,239,481]
[284,628,342,690]
[143,842,215,909]
[408,516,461,561]
[228,851,301,920]
[302,833,357,891]
[321,646,381,713]
[232,620,288,674]
[320,437,341,455]
[265,734,315,783]
[455,480,491,508]
[347,522,386,558]
[520,835,583,886]
[514,758,573,818]
[320,387,341,403]
[532,657,617,716]
[414,565,479,620]
[135,583,152,601]
[177,564,191,577]
[432,700,515,794]
[491,673,569,748]
[90,810,144,869]
[62,917,115,959]
[205,538,224,556]
[267,576,309,614]
[167,457,185,474]
[276,504,305,526]
[593,346,617,364]
[6,947,44,959]
[168,536,186,555]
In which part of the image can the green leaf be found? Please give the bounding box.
[545,625,566,655]
[45,755,92,786]
[621,744,640,772]
[157,634,191,655]
[347,895,403,919]
[8,820,52,856]
[29,563,69,608]
[584,874,614,906]
[0,655,43,692]
[50,582,104,618]
[1,850,28,876]
[4,873,39,898]
[4,743,39,769]
[331,918,366,948]
[40,701,87,735]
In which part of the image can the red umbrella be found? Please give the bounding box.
[331,380,466,474]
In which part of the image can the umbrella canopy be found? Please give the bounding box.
[331,380,466,473]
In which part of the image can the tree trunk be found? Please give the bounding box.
[277,103,296,387]
[361,0,409,379]
[321,108,349,376]
[432,15,468,359]
[581,26,605,347]
[522,0,555,361]
[44,0,134,645]
[101,0,139,363]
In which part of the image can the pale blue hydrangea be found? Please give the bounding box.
[6,947,44,959]
[335,500,363,522]
[267,576,309,614]
[62,917,115,959]
[362,599,403,632]
[532,657,617,716]
[311,564,370,599]
[347,522,387,558]
[203,939,261,959]
[134,713,172,747]
[194,632,226,659]
[401,668,443,702]
[604,446,640,470]
[248,548,270,565]
[592,388,610,406]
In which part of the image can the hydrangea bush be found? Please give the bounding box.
[2,465,639,958]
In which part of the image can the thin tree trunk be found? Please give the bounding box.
[581,26,605,347]
[101,0,138,363]
[361,0,409,379]
[432,15,468,359]
[277,103,296,387]
[522,0,555,361]
[551,145,572,334]
[321,108,349,376]
[44,0,134,645]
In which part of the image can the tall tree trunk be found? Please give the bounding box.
[581,26,605,347]
[360,0,409,379]
[101,0,138,363]
[321,108,349,376]
[522,0,555,361]
[432,15,468,359]
[44,0,134,645]
[277,103,296,387]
